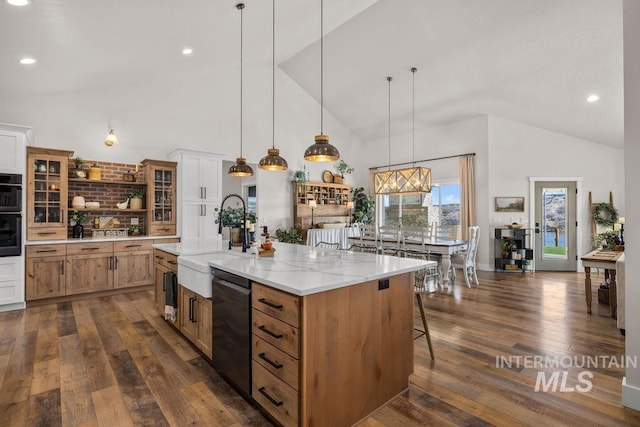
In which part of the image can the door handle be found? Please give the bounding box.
[60,260,65,275]
[203,187,206,199]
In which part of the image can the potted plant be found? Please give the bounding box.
[333,160,354,184]
[73,156,84,169]
[352,187,375,224]
[129,224,143,236]
[500,240,514,259]
[593,230,621,250]
[70,210,88,238]
[215,207,247,244]
[275,226,303,244]
[127,188,145,210]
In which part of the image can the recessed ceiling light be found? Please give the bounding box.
[7,0,30,6]
[182,48,193,55]
[586,94,600,103]
[19,57,37,65]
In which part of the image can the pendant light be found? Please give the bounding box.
[229,3,254,177]
[374,67,432,194]
[304,0,339,162]
[104,129,119,147]
[259,0,288,171]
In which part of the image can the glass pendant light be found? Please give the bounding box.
[259,0,288,171]
[304,0,339,162]
[229,3,254,177]
[104,129,119,147]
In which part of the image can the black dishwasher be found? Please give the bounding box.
[211,267,252,397]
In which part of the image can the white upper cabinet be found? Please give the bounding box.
[171,150,222,203]
[0,123,30,175]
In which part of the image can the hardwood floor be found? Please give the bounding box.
[1,271,639,426]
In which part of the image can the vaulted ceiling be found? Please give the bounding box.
[0,0,623,148]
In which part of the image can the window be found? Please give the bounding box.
[376,182,460,227]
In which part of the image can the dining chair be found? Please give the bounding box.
[315,241,340,249]
[348,223,379,253]
[401,226,441,283]
[450,225,480,287]
[378,225,402,255]
[433,224,461,240]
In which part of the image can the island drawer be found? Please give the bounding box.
[154,249,178,270]
[252,361,298,427]
[252,308,300,359]
[113,240,153,252]
[252,336,299,391]
[66,241,113,255]
[26,244,66,257]
[252,282,300,328]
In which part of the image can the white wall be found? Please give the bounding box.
[623,0,640,411]
[488,116,624,267]
[0,62,365,235]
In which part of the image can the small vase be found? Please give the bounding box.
[130,197,143,210]
[72,224,84,239]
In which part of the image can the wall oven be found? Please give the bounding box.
[0,173,22,212]
[0,173,22,257]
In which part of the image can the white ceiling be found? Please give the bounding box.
[0,0,623,148]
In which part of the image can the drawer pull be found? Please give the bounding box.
[125,244,142,248]
[83,247,101,251]
[258,387,283,407]
[37,232,56,235]
[35,249,57,253]
[167,260,177,265]
[258,352,283,369]
[155,255,164,260]
[258,325,283,339]
[258,298,283,310]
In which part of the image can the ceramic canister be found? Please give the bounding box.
[72,196,86,209]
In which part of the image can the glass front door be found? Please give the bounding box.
[534,181,577,271]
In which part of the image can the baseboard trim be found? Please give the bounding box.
[0,301,26,313]
[622,377,640,410]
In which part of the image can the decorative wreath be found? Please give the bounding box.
[592,203,618,227]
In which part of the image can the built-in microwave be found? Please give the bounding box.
[0,173,22,212]
[0,213,21,257]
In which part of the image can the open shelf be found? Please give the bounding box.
[68,178,147,186]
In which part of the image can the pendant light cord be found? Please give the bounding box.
[387,76,392,171]
[272,0,275,149]
[320,0,324,134]
[412,67,416,166]
[239,3,244,157]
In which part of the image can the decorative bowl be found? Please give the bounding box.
[505,223,523,229]
[85,201,100,209]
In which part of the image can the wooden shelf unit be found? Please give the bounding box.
[293,182,352,236]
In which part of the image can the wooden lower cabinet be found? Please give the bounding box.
[251,274,414,427]
[113,241,154,289]
[179,286,212,359]
[26,240,156,301]
[25,245,66,300]
[153,249,178,316]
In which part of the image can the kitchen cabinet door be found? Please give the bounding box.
[180,286,197,342]
[113,249,153,288]
[66,253,113,295]
[26,255,66,300]
[195,297,212,359]
[182,202,220,243]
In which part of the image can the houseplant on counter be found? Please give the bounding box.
[127,189,145,210]
[275,225,303,244]
[333,160,354,184]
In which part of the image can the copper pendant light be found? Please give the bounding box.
[229,3,254,177]
[304,0,339,162]
[259,0,288,171]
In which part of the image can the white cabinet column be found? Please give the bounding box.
[169,149,224,243]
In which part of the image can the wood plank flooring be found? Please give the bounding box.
[1,271,639,426]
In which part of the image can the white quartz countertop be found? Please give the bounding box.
[178,242,434,296]
[153,239,228,256]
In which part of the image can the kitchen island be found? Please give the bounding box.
[154,241,434,427]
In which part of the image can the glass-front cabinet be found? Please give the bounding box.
[26,147,73,241]
[142,159,177,236]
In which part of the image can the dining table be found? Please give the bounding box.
[348,235,467,287]
[306,225,360,249]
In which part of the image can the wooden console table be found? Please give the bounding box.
[581,249,623,318]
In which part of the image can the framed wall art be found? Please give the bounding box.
[495,196,525,212]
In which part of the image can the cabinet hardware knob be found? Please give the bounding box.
[258,298,283,310]
[258,352,283,369]
[257,387,283,407]
[258,325,283,339]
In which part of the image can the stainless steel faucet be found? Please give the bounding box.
[218,193,248,252]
